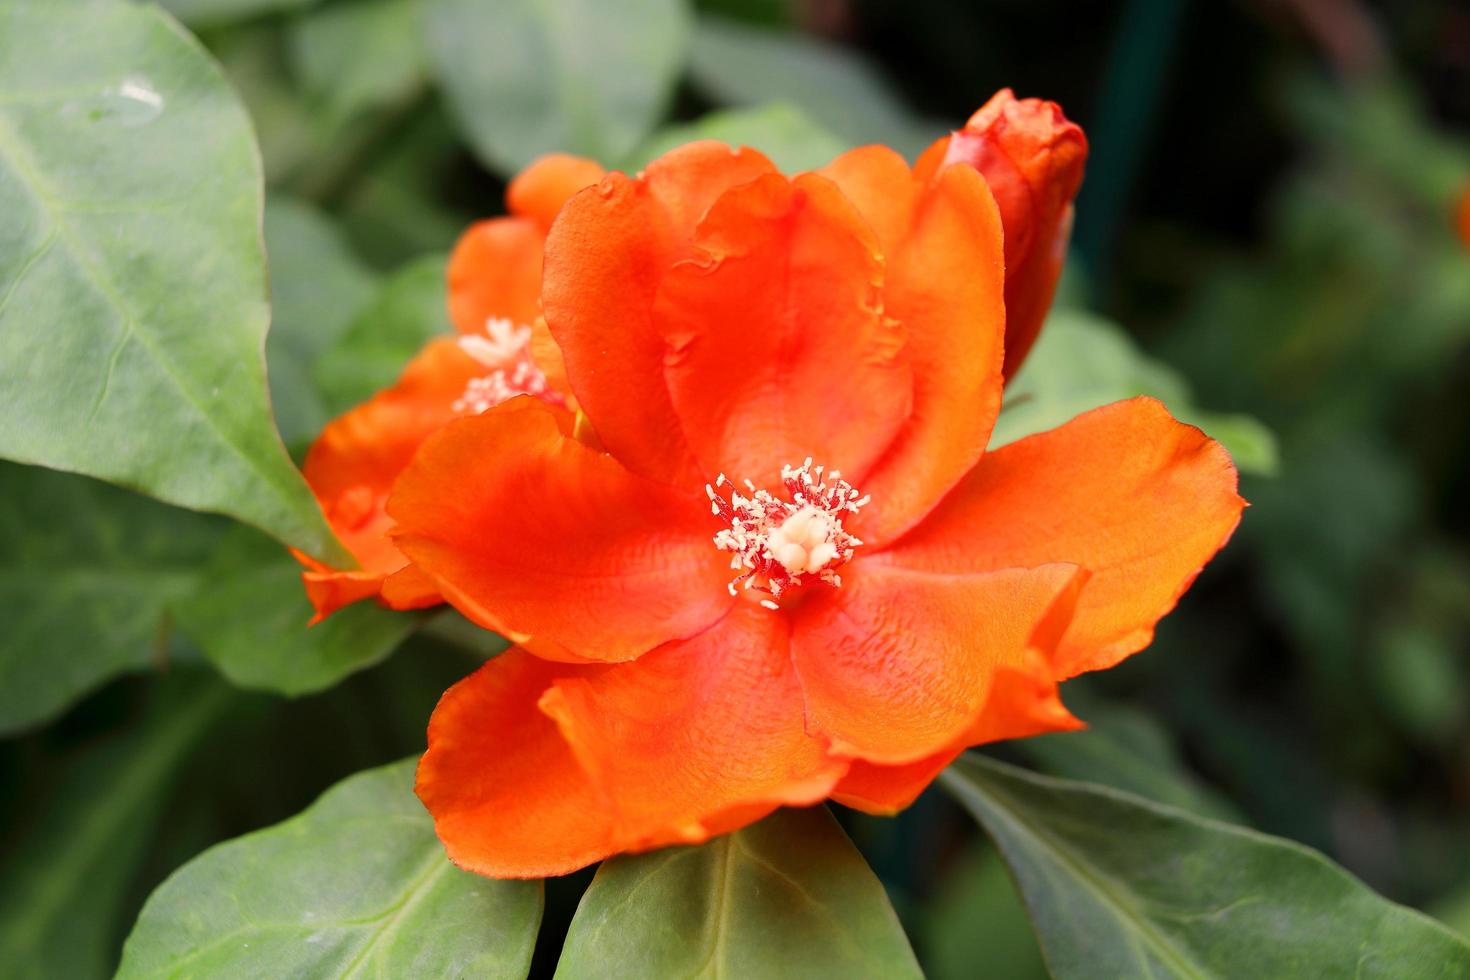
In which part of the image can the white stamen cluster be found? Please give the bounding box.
[452,316,564,414]
[706,458,868,609]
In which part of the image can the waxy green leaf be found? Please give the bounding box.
[117,759,542,979]
[0,672,231,980]
[942,754,1470,979]
[0,462,220,734]
[159,0,317,30]
[425,0,690,174]
[0,0,340,559]
[994,310,1279,476]
[557,806,921,979]
[173,526,424,696]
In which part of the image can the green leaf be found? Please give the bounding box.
[921,844,1047,980]
[0,672,232,980]
[173,525,423,696]
[116,758,543,979]
[264,197,378,446]
[424,0,690,173]
[159,0,317,30]
[941,754,1470,979]
[287,0,428,128]
[1018,703,1239,821]
[689,16,939,160]
[556,806,921,979]
[0,462,221,734]
[994,310,1280,476]
[629,102,849,174]
[0,0,340,559]
[313,254,450,416]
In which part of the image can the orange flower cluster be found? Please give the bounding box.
[295,91,1243,878]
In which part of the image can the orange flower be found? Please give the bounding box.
[294,154,602,622]
[1456,183,1470,251]
[919,89,1088,377]
[391,107,1241,879]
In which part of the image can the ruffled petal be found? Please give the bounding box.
[506,153,605,231]
[417,607,845,878]
[881,397,1244,678]
[850,163,1007,545]
[789,561,1083,765]
[446,217,543,336]
[416,649,613,879]
[296,337,483,619]
[388,398,732,662]
[541,143,777,488]
[653,171,912,486]
[944,89,1088,377]
[831,649,1084,814]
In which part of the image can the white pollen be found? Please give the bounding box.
[705,459,867,608]
[451,320,563,414]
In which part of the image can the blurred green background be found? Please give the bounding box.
[2,0,1468,976]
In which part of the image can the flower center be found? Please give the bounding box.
[452,316,563,414]
[706,458,868,609]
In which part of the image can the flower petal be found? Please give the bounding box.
[851,162,1007,545]
[541,143,777,487]
[789,561,1083,765]
[506,153,605,231]
[296,337,482,618]
[943,89,1088,377]
[881,397,1245,678]
[446,217,543,335]
[388,397,732,662]
[542,604,846,851]
[417,607,845,878]
[831,649,1084,814]
[653,171,913,485]
[416,649,613,879]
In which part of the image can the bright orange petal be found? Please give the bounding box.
[853,163,1007,545]
[789,561,1082,765]
[946,89,1088,377]
[417,609,846,878]
[446,217,543,336]
[296,337,482,618]
[416,649,613,879]
[541,604,846,851]
[653,171,912,485]
[506,153,606,232]
[882,397,1244,678]
[541,144,777,488]
[816,145,918,255]
[831,648,1084,814]
[388,398,732,662]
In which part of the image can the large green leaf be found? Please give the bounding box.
[173,525,424,696]
[0,672,232,980]
[424,0,690,174]
[313,253,449,416]
[941,754,1470,979]
[0,462,221,734]
[556,806,921,979]
[117,758,542,978]
[689,16,938,160]
[263,198,378,446]
[993,310,1279,476]
[921,844,1047,980]
[0,0,340,559]
[629,102,849,174]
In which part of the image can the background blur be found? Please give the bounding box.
[2,1,1468,976]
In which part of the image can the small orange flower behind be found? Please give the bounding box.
[391,97,1242,879]
[1456,183,1470,251]
[919,88,1088,377]
[294,154,602,623]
